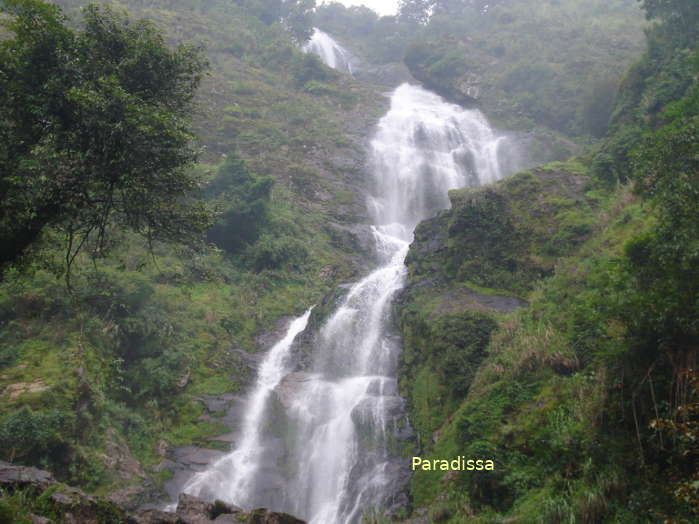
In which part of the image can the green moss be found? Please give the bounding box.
[333,189,354,205]
[162,402,228,448]
[189,375,240,395]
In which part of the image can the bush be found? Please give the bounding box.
[245,233,309,271]
[206,154,273,255]
[0,407,72,466]
[289,52,335,87]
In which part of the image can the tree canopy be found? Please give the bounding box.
[0,0,212,273]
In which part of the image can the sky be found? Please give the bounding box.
[319,0,400,16]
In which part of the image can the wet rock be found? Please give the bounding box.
[255,315,296,352]
[174,494,244,524]
[175,493,214,523]
[163,447,226,504]
[289,284,352,370]
[0,460,55,488]
[326,223,376,263]
[172,447,225,469]
[351,396,406,437]
[273,372,314,410]
[132,509,181,524]
[212,515,241,523]
[365,376,398,396]
[246,508,306,524]
[198,393,238,414]
[353,61,414,89]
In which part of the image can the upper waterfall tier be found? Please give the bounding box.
[303,28,354,74]
[368,83,508,232]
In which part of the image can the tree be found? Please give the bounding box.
[0,0,212,274]
[637,0,699,43]
[237,0,283,25]
[398,0,434,25]
[282,0,315,43]
[205,153,273,255]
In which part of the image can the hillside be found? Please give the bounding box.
[394,1,699,519]
[0,0,697,521]
[0,0,386,508]
[315,0,646,140]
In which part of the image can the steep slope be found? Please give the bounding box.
[315,0,646,141]
[395,2,699,519]
[397,162,651,521]
[0,0,385,508]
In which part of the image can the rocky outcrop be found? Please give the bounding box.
[287,283,351,371]
[353,61,414,89]
[0,460,133,523]
[0,461,306,524]
[0,461,54,488]
[406,58,482,107]
[395,161,598,462]
[273,372,314,410]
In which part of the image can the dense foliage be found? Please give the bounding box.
[0,0,212,272]
[0,0,377,501]
[395,0,699,521]
[0,0,696,520]
[205,153,273,255]
[316,0,645,138]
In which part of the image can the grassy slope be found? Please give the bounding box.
[0,0,385,504]
[396,160,677,522]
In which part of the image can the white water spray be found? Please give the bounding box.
[303,28,354,74]
[181,309,313,503]
[180,83,516,522]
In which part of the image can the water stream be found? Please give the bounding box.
[303,28,354,74]
[180,82,515,522]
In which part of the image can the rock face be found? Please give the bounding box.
[407,60,482,107]
[273,372,314,410]
[0,461,307,524]
[353,61,414,89]
[102,427,154,509]
[0,460,133,523]
[287,283,352,371]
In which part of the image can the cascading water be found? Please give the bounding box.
[180,83,516,522]
[303,28,353,74]
[180,309,313,503]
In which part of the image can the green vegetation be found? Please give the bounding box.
[402,0,646,136]
[396,1,699,520]
[316,0,645,140]
[407,160,600,296]
[0,0,211,270]
[0,0,696,519]
[205,153,273,255]
[0,0,381,503]
[0,484,128,523]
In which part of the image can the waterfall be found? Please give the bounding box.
[179,83,515,522]
[180,309,313,503]
[303,28,353,74]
